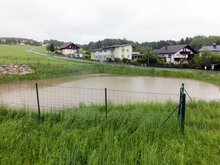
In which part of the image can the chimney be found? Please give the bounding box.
[165,45,168,50]
[213,43,217,49]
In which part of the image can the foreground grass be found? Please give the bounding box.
[0,101,219,164]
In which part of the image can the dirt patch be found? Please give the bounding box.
[0,64,35,76]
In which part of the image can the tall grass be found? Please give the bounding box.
[0,101,219,164]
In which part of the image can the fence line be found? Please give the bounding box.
[0,83,180,111]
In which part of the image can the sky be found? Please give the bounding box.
[0,0,220,44]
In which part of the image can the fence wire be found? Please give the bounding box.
[0,83,180,111]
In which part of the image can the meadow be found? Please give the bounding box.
[0,101,219,164]
[0,45,219,164]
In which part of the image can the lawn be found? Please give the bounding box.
[0,101,219,164]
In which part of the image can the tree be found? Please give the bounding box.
[46,43,55,53]
[138,48,160,65]
[191,51,220,69]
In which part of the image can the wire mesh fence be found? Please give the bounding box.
[0,83,180,111]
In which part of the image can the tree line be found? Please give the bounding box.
[0,37,41,46]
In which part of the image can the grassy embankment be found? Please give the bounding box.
[0,101,219,164]
[0,45,220,86]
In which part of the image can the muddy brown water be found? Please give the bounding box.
[0,75,219,110]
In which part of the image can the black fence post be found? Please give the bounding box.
[35,83,41,121]
[180,93,186,134]
[178,83,184,118]
[105,88,108,118]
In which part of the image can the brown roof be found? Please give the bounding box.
[59,42,80,50]
[155,44,197,55]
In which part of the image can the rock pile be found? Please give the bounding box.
[0,64,34,76]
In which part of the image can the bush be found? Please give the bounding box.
[114,58,121,63]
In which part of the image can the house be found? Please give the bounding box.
[58,42,80,57]
[94,44,140,62]
[154,44,197,64]
[199,43,220,54]
[199,43,220,70]
[132,52,144,61]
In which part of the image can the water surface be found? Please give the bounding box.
[0,75,219,110]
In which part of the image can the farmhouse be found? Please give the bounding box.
[94,44,141,62]
[155,44,197,64]
[58,42,80,57]
[199,43,220,54]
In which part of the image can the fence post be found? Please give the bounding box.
[180,93,186,134]
[105,88,108,118]
[178,83,184,118]
[35,83,41,121]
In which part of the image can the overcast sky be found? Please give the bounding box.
[0,0,220,44]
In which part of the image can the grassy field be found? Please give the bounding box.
[33,46,50,54]
[0,45,220,86]
[0,101,219,164]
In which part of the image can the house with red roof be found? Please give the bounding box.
[58,42,80,57]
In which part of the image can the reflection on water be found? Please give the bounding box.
[0,75,219,110]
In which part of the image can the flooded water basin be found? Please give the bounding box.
[0,75,219,110]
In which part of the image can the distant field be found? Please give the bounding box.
[0,101,219,164]
[0,45,99,83]
[33,46,50,54]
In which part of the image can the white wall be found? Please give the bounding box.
[164,48,194,64]
[61,49,77,56]
[94,45,133,61]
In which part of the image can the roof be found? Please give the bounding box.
[59,42,80,50]
[199,45,220,52]
[154,44,197,55]
[94,44,133,51]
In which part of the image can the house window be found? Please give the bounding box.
[104,50,107,52]
[127,49,129,52]
[122,48,124,52]
[127,55,130,58]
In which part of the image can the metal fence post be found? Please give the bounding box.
[35,83,41,120]
[178,83,184,118]
[181,93,186,134]
[105,88,108,118]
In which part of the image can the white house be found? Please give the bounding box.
[155,44,197,64]
[58,42,80,57]
[94,44,134,61]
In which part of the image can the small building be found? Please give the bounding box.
[199,43,220,54]
[132,52,144,61]
[58,42,80,57]
[154,44,197,64]
[94,44,139,62]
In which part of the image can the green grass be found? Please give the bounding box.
[33,46,50,54]
[0,101,219,164]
